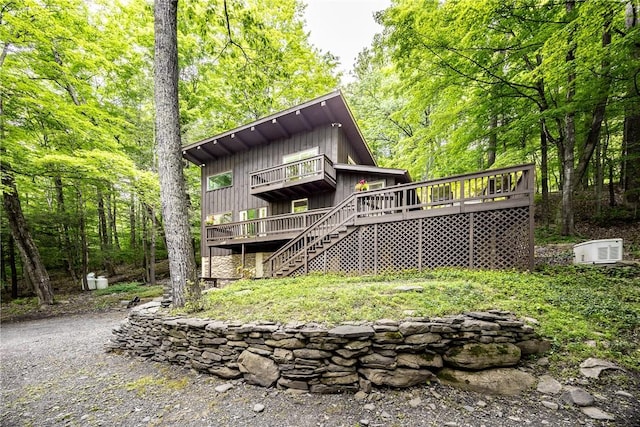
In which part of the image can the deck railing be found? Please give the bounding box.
[249,154,336,193]
[205,208,331,244]
[266,164,534,276]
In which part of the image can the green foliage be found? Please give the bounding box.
[183,267,640,370]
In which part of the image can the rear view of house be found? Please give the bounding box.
[182,91,534,280]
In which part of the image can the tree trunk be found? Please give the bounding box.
[147,204,157,287]
[129,192,136,252]
[487,114,497,168]
[154,0,198,307]
[1,168,54,305]
[77,186,89,291]
[8,234,18,299]
[97,186,116,276]
[623,1,640,211]
[55,176,78,283]
[540,120,550,226]
[110,190,121,251]
[561,0,576,236]
[574,10,612,189]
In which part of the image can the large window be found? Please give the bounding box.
[291,198,308,213]
[205,211,232,226]
[283,148,319,181]
[283,147,318,164]
[207,171,233,191]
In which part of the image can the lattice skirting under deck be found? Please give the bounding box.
[303,207,532,275]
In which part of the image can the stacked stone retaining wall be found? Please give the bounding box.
[107,303,548,394]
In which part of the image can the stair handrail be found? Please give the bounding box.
[265,193,359,276]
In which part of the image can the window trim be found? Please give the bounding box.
[205,211,233,226]
[283,147,319,164]
[206,170,233,191]
[368,180,385,190]
[291,198,309,213]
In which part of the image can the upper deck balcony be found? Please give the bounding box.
[249,154,337,201]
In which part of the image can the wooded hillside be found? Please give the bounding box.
[2,0,638,304]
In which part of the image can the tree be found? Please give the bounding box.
[154,0,198,307]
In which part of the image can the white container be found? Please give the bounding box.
[96,276,109,290]
[87,273,96,290]
[573,239,623,264]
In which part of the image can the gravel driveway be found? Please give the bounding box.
[1,311,638,427]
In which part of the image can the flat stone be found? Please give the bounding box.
[359,353,396,368]
[214,383,234,393]
[579,357,624,378]
[438,368,536,396]
[208,366,242,379]
[359,368,435,388]
[253,403,265,413]
[562,387,594,407]
[398,322,431,336]
[581,407,615,420]
[396,353,443,369]
[444,343,521,370]
[615,390,633,398]
[293,348,332,359]
[408,397,422,408]
[328,325,374,338]
[394,285,423,293]
[404,333,441,345]
[541,401,559,410]
[264,338,305,349]
[516,339,551,355]
[537,375,563,395]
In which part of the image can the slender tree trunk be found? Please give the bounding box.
[55,176,78,283]
[574,11,612,189]
[129,192,136,251]
[8,234,18,299]
[540,120,550,226]
[1,169,54,305]
[561,0,577,236]
[110,190,121,251]
[77,186,89,291]
[147,204,157,286]
[623,2,640,211]
[154,0,198,307]
[97,186,116,276]
[487,114,497,168]
[142,206,149,283]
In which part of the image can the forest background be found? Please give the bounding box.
[1,0,639,304]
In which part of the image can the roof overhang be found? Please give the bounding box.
[182,90,376,167]
[335,164,411,183]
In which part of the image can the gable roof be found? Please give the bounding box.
[182,90,376,166]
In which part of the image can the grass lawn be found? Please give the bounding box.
[182,266,640,371]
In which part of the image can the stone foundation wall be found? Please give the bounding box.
[202,253,269,279]
[107,303,549,394]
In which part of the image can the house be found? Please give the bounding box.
[182,91,411,279]
[182,91,535,281]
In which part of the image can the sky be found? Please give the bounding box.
[302,0,391,84]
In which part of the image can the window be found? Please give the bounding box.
[368,180,385,190]
[205,211,232,225]
[283,147,318,164]
[239,207,268,236]
[207,171,233,191]
[291,198,308,213]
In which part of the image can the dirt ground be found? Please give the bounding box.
[1,310,639,427]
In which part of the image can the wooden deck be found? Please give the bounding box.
[265,164,535,277]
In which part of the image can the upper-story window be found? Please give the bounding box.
[283,147,318,164]
[291,198,308,213]
[207,171,233,191]
[368,180,385,190]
